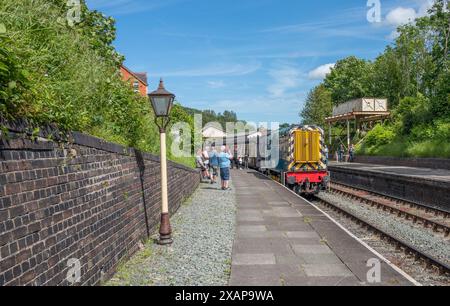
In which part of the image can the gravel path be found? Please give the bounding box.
[106,179,236,286]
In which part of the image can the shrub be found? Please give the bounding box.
[364,124,396,147]
[395,95,431,135]
[0,26,33,117]
[0,0,194,166]
[435,119,450,141]
[407,140,450,158]
[410,124,435,141]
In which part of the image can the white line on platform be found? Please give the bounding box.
[264,173,422,287]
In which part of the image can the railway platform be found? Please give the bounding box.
[328,162,450,211]
[329,162,450,183]
[229,169,415,286]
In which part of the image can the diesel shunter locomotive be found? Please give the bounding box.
[250,125,330,195]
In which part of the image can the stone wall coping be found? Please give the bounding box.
[0,119,197,173]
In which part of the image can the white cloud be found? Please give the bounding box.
[207,80,226,89]
[417,0,435,16]
[385,1,434,27]
[386,7,417,26]
[384,1,435,40]
[308,63,335,80]
[267,65,302,97]
[156,62,261,77]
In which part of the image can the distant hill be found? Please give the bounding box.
[179,106,244,129]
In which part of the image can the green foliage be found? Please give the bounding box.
[435,119,450,140]
[79,7,124,65]
[302,0,450,158]
[323,56,373,105]
[0,25,32,117]
[300,84,332,126]
[279,123,292,129]
[363,124,396,148]
[358,137,450,159]
[407,140,450,158]
[167,103,195,167]
[182,107,241,129]
[0,0,194,167]
[394,95,431,134]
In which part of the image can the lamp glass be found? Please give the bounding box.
[151,96,173,117]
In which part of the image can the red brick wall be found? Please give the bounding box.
[120,66,148,97]
[0,121,199,286]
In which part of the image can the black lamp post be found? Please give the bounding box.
[148,78,175,245]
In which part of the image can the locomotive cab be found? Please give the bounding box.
[281,126,329,196]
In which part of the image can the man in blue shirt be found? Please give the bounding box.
[209,146,219,184]
[218,146,232,190]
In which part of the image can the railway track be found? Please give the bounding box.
[329,182,450,237]
[314,195,450,277]
[258,169,450,278]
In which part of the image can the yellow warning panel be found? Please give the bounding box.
[294,130,321,163]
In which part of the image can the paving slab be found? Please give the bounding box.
[302,263,354,277]
[292,244,334,255]
[233,254,276,265]
[229,169,415,286]
[237,216,265,222]
[229,265,282,286]
[237,225,267,232]
[297,253,343,264]
[236,231,285,239]
[286,231,321,239]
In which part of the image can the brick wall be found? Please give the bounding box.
[0,121,199,286]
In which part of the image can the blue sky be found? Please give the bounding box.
[86,0,433,124]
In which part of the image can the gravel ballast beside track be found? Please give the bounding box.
[318,192,450,265]
[106,180,236,286]
[316,192,450,286]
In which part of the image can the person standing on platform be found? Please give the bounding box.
[231,145,239,170]
[244,154,249,169]
[349,144,355,163]
[218,146,233,190]
[209,146,219,184]
[202,146,210,173]
[338,144,344,163]
[324,145,329,166]
[196,149,209,180]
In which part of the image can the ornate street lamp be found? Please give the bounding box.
[148,78,175,245]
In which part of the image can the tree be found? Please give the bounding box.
[221,110,237,123]
[323,56,373,105]
[415,0,450,116]
[80,7,124,66]
[301,0,450,158]
[370,0,449,112]
[300,84,333,126]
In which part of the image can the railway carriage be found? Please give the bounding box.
[249,125,330,195]
[204,125,329,195]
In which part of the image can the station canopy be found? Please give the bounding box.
[325,98,390,124]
